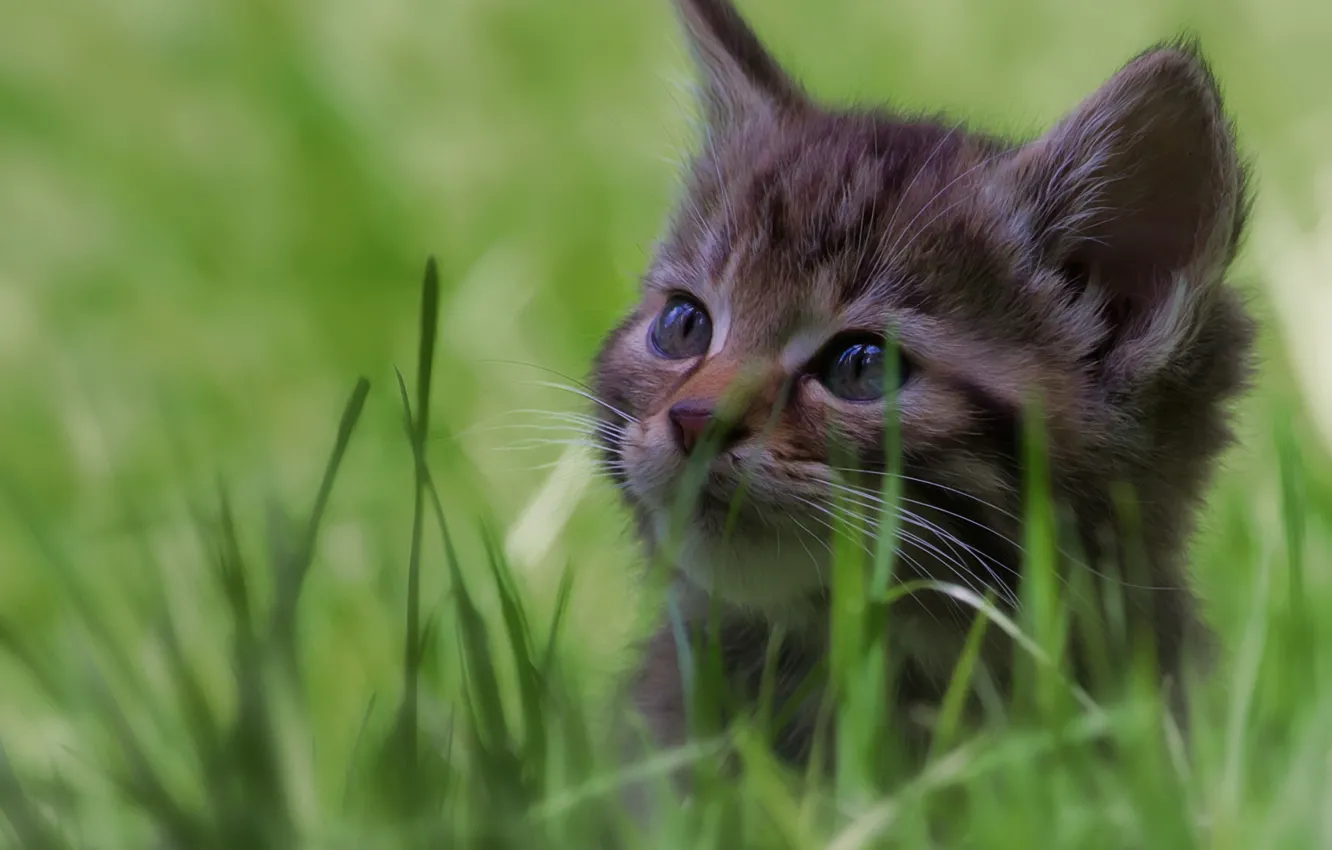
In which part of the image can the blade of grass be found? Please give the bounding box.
[154,606,226,814]
[871,329,904,597]
[210,489,258,668]
[81,663,214,848]
[0,473,166,731]
[268,376,371,666]
[0,616,64,705]
[395,373,511,759]
[828,707,1123,850]
[928,594,993,759]
[755,624,788,747]
[732,722,817,850]
[480,524,547,777]
[530,737,728,821]
[1017,395,1067,722]
[395,257,441,766]
[666,588,697,733]
[826,434,880,798]
[211,491,298,849]
[538,560,577,681]
[340,694,378,809]
[0,744,68,850]
[1276,415,1310,700]
[1220,549,1273,814]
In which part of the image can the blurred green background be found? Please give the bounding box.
[2,0,1331,836]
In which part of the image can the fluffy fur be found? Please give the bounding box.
[591,0,1255,763]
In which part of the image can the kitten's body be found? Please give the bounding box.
[593,0,1253,766]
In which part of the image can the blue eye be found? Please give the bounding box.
[818,335,907,401]
[650,295,712,359]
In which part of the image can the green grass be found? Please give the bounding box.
[2,0,1332,846]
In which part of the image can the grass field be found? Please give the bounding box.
[2,0,1332,846]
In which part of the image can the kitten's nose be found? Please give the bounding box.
[668,399,747,454]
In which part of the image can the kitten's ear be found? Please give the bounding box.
[672,0,807,130]
[999,42,1245,350]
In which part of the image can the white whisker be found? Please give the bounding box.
[789,515,828,587]
[505,407,629,431]
[472,422,625,443]
[494,438,608,453]
[827,466,1020,521]
[796,489,1006,606]
[788,495,942,623]
[825,480,1023,579]
[787,494,876,561]
[825,480,1029,607]
[827,468,1175,592]
[523,380,639,424]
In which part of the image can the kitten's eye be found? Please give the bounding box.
[817,335,908,402]
[650,295,713,359]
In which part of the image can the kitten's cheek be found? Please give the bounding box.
[619,433,682,507]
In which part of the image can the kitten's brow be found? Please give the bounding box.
[865,148,1008,291]
[853,126,959,287]
[705,128,736,249]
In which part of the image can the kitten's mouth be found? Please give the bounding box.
[618,430,828,538]
[627,449,768,527]
[662,468,749,524]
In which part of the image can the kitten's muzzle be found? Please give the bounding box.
[668,399,750,454]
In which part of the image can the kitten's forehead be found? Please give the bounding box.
[660,111,1010,352]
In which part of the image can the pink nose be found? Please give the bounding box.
[668,401,712,452]
[668,400,747,453]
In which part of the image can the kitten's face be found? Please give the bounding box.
[591,0,1252,618]
[595,120,1035,612]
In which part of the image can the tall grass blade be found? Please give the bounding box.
[0,745,67,850]
[1017,396,1066,721]
[393,257,440,770]
[539,560,577,681]
[82,664,214,848]
[0,616,63,705]
[269,376,371,666]
[1276,415,1311,699]
[929,595,993,759]
[480,524,547,777]
[0,474,162,728]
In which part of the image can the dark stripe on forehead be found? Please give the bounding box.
[738,115,978,269]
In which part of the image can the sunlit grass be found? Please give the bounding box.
[0,258,1328,848]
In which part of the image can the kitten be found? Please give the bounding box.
[592,0,1254,765]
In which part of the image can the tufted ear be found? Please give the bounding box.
[672,0,808,131]
[997,42,1246,370]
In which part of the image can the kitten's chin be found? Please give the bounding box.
[622,444,830,621]
[649,512,827,626]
